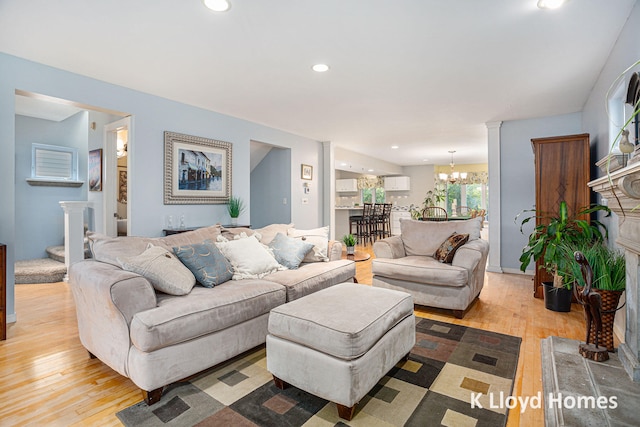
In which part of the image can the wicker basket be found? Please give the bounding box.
[578,288,624,352]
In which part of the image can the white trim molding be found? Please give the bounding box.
[486,121,503,273]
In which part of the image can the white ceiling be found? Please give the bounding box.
[1,0,636,166]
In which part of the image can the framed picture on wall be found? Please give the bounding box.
[164,131,232,204]
[88,149,102,191]
[301,164,313,180]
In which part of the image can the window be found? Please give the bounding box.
[30,143,79,181]
[362,187,385,204]
[445,182,488,217]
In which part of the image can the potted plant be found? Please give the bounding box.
[516,200,610,312]
[227,196,245,225]
[423,188,446,208]
[342,234,357,255]
[561,241,625,350]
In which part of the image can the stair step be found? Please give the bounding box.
[15,258,66,284]
[46,245,65,263]
[45,243,92,263]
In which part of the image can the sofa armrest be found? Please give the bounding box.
[69,260,157,377]
[373,235,406,259]
[452,239,488,270]
[328,240,343,261]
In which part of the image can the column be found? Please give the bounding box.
[486,121,503,273]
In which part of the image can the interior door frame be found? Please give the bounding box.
[103,117,131,237]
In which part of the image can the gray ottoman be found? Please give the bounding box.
[266,282,415,421]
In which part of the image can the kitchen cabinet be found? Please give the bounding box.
[391,211,411,235]
[384,176,410,191]
[531,133,590,299]
[336,179,358,192]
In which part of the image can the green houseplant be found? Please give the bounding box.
[342,234,357,255]
[227,196,245,225]
[561,241,625,350]
[516,201,610,311]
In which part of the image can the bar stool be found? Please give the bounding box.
[349,203,374,245]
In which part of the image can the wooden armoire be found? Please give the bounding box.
[531,133,591,299]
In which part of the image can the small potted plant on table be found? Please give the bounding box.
[516,201,610,312]
[227,196,245,226]
[342,234,357,255]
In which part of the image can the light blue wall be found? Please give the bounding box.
[250,147,292,228]
[0,53,323,322]
[500,112,583,272]
[14,112,89,260]
[582,1,640,248]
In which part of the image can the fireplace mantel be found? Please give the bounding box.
[589,162,640,382]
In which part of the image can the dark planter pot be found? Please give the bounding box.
[543,282,572,312]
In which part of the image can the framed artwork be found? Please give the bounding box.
[301,164,313,180]
[88,149,102,191]
[164,131,232,204]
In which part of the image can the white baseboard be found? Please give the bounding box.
[501,267,533,276]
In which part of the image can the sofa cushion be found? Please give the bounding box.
[372,255,468,287]
[156,225,223,250]
[435,233,469,263]
[400,218,481,256]
[287,226,330,262]
[254,223,295,245]
[268,283,414,360]
[173,240,233,287]
[130,280,286,352]
[216,234,285,280]
[118,244,196,295]
[268,233,315,270]
[86,225,224,267]
[264,259,356,301]
[87,232,153,266]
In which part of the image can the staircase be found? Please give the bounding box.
[15,243,91,284]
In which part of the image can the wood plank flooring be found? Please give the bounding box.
[0,243,586,426]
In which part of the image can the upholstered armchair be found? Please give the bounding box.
[372,217,489,318]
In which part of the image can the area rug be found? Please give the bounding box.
[117,318,522,426]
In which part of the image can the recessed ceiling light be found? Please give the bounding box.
[422,159,428,162]
[312,64,330,73]
[368,169,374,172]
[203,0,231,12]
[537,0,565,9]
[391,145,399,149]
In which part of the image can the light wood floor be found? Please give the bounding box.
[0,244,587,426]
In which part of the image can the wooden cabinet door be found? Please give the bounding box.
[531,133,590,298]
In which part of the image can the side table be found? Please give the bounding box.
[163,224,251,236]
[341,249,371,263]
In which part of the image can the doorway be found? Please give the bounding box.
[250,140,291,228]
[103,118,131,237]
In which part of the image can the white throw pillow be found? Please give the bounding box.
[118,244,196,295]
[287,226,329,262]
[216,234,285,280]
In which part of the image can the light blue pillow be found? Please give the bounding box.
[173,239,233,287]
[268,232,315,270]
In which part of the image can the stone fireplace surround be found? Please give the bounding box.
[589,161,640,383]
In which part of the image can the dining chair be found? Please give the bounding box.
[457,206,470,217]
[421,206,448,221]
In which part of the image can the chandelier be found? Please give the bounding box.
[438,150,467,183]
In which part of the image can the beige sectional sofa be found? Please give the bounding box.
[372,217,489,318]
[68,223,355,405]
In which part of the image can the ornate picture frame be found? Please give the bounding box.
[164,131,232,205]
